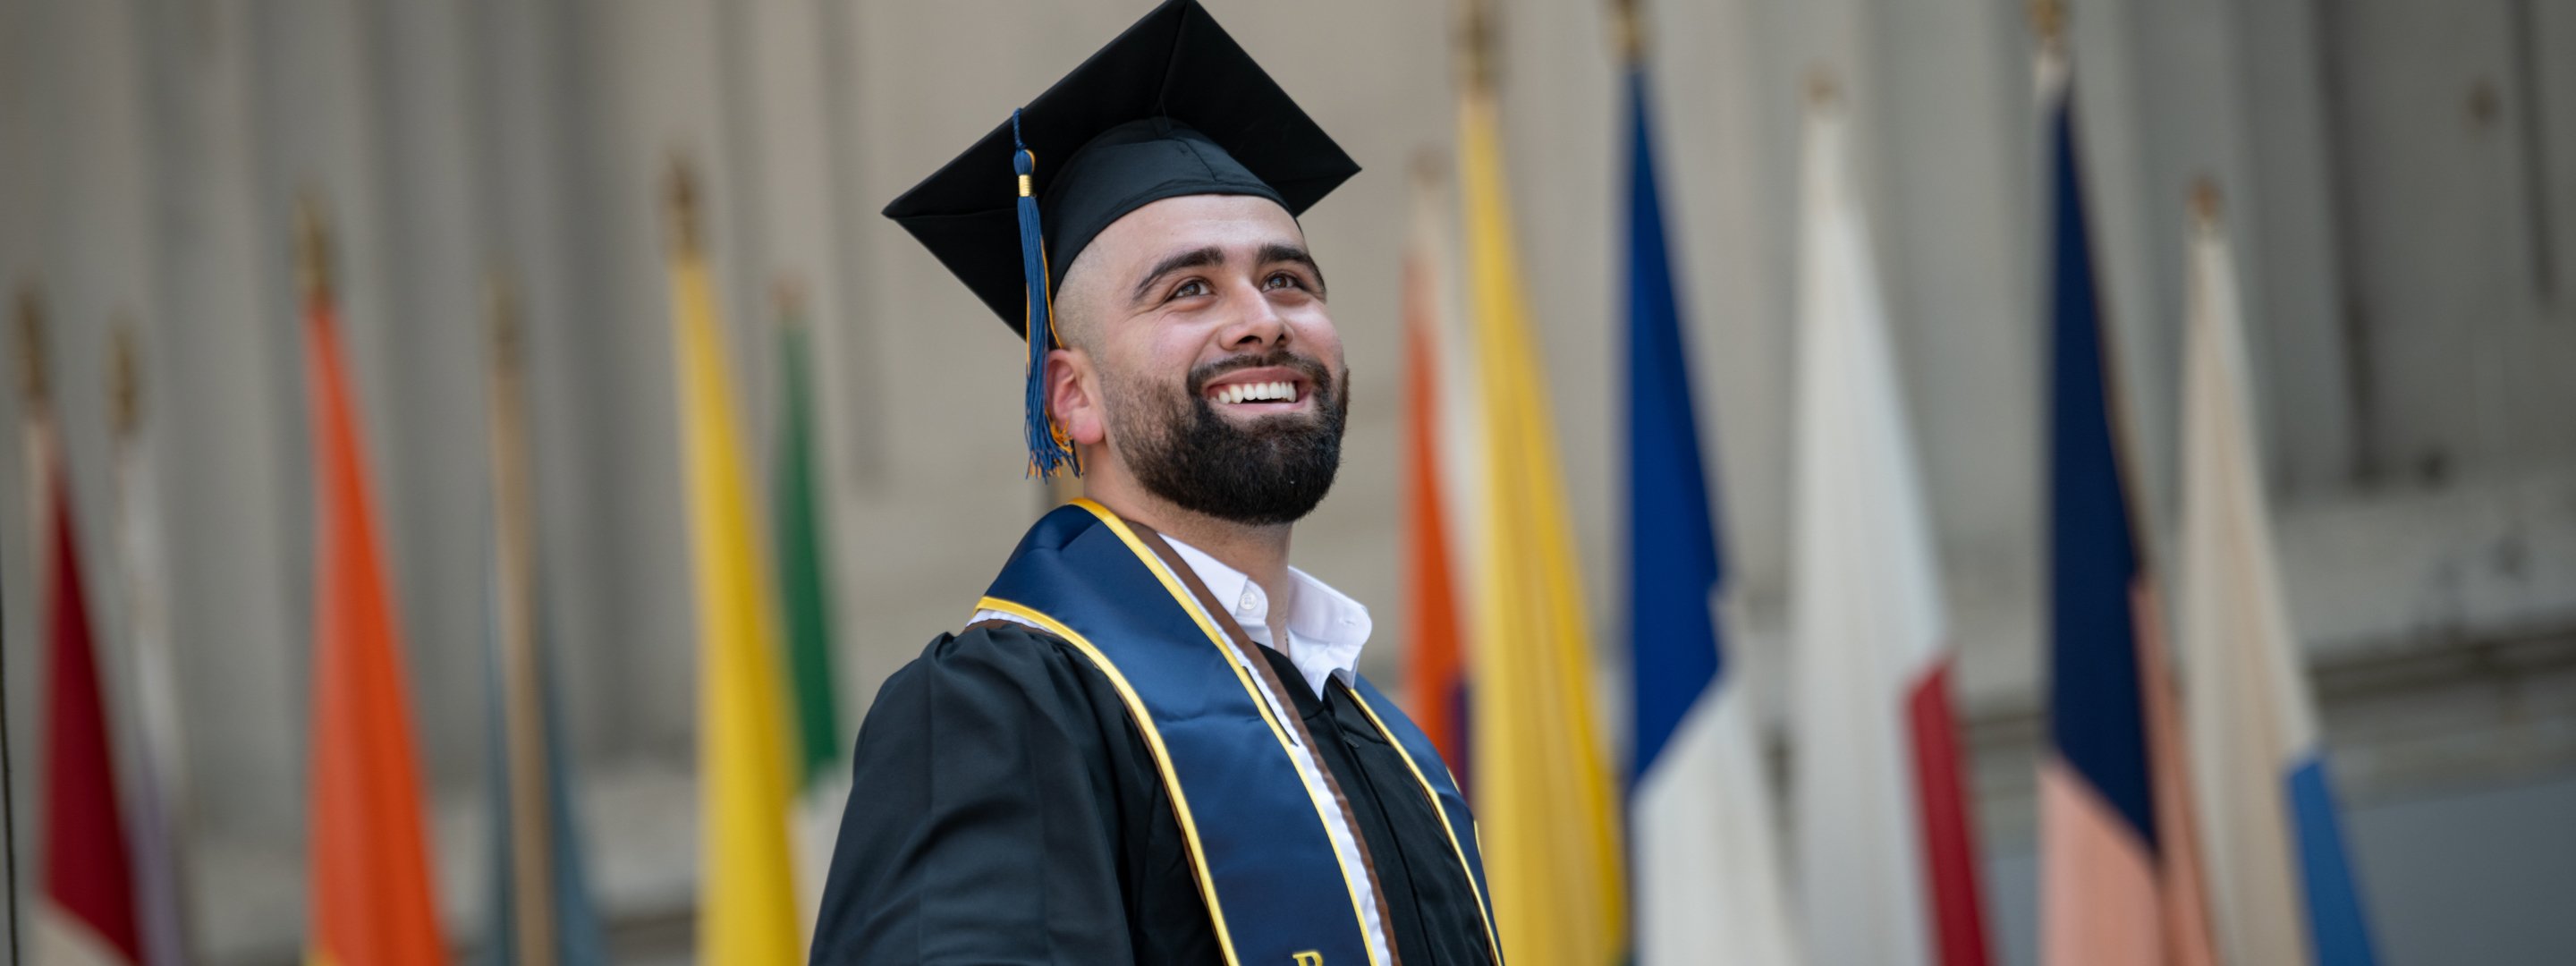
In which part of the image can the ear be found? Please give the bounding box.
[1045,345,1107,446]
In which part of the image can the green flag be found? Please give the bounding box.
[774,297,841,788]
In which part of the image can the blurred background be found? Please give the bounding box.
[1,0,2572,963]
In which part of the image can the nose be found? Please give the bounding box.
[1218,280,1288,351]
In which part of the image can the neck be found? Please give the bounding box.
[1080,462,1294,606]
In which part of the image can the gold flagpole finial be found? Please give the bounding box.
[2029,0,2066,45]
[2190,176,2223,229]
[1806,67,1842,108]
[296,191,335,301]
[666,156,702,257]
[1458,0,1499,92]
[109,315,141,440]
[1411,147,1446,188]
[1611,0,1645,64]
[774,274,808,330]
[486,268,523,377]
[14,284,47,407]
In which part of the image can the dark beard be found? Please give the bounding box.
[1110,347,1349,526]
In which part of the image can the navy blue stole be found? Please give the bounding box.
[977,500,1499,966]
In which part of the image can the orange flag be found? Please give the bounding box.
[300,207,445,966]
[1401,157,1469,777]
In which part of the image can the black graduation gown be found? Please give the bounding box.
[810,623,1495,965]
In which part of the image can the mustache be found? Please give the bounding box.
[1184,346,1334,398]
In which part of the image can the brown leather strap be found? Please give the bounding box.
[1121,519,1402,965]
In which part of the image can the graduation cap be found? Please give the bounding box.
[884,0,1360,479]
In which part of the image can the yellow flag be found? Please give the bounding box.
[670,237,802,964]
[1457,85,1628,965]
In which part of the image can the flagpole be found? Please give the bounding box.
[5,284,39,966]
[487,269,558,966]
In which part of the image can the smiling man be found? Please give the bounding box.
[809,3,1500,965]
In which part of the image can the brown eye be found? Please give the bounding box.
[1170,279,1210,300]
[1264,272,1302,291]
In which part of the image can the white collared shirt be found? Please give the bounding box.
[970,534,1374,699]
[967,534,1389,963]
[1156,538,1373,699]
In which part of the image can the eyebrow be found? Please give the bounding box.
[1130,246,1225,307]
[1259,242,1327,297]
[1125,242,1331,307]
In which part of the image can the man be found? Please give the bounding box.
[809,3,1500,964]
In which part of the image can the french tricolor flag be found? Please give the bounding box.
[2175,183,2379,966]
[1624,57,1804,966]
[2036,39,2222,966]
[1789,84,1995,966]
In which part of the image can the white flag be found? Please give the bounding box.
[2176,190,2378,966]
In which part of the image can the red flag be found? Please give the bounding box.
[302,277,445,966]
[31,432,143,966]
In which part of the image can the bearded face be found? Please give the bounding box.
[1103,343,1349,526]
[1048,193,1353,523]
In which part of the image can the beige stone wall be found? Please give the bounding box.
[3,0,2572,962]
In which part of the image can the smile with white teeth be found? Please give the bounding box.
[1213,380,1301,405]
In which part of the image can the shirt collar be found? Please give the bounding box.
[1161,535,1371,698]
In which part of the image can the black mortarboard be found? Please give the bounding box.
[882,0,1360,478]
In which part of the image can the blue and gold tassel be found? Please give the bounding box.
[1013,109,1080,479]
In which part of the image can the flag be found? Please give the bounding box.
[666,174,801,965]
[481,281,606,966]
[1457,58,1625,966]
[1788,88,1992,966]
[1624,55,1802,966]
[2034,47,2217,966]
[106,326,196,966]
[300,207,447,966]
[771,284,848,930]
[2175,187,2378,966]
[1402,158,1470,779]
[774,292,841,794]
[21,352,144,966]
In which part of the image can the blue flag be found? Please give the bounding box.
[1623,65,1722,791]
[481,564,608,966]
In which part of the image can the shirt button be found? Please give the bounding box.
[1240,589,1258,611]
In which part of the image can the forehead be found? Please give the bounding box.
[1072,193,1307,277]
